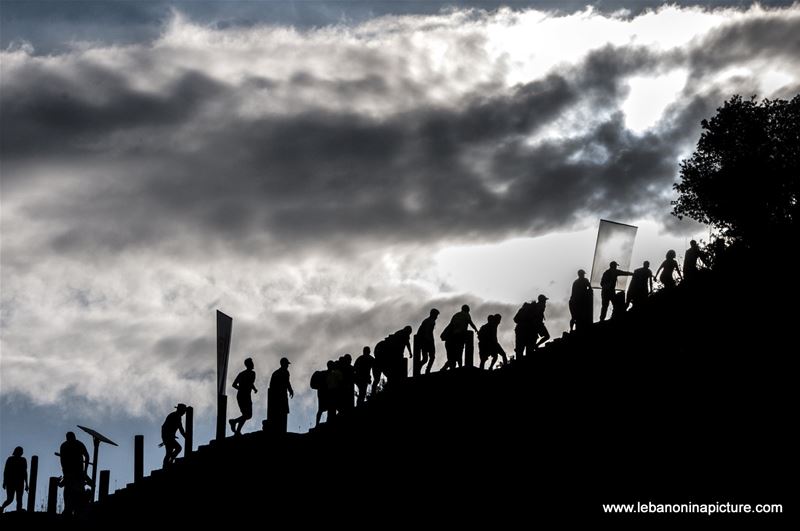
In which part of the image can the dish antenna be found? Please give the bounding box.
[77,425,118,502]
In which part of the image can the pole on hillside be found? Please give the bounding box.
[216,310,233,441]
[47,477,58,514]
[98,470,110,500]
[134,435,144,482]
[185,406,194,455]
[26,455,38,512]
[412,333,421,377]
[464,331,474,368]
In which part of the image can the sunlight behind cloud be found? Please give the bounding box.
[622,69,688,133]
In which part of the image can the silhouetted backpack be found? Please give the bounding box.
[478,323,491,343]
[374,339,388,365]
[310,370,326,391]
[514,303,532,325]
[440,323,453,341]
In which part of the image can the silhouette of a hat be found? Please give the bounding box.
[175,403,187,412]
[610,261,618,267]
[280,357,291,366]
[538,294,548,301]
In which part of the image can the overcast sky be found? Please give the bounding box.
[1,0,799,506]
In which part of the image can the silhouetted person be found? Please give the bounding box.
[372,338,388,394]
[440,305,478,371]
[600,261,633,321]
[611,291,626,320]
[161,404,187,468]
[267,357,294,434]
[656,250,682,289]
[380,326,412,383]
[230,357,258,435]
[478,314,507,370]
[1,447,27,513]
[513,299,536,359]
[325,359,343,420]
[683,240,704,283]
[416,308,439,374]
[59,431,90,516]
[353,346,374,405]
[627,261,653,309]
[569,269,592,332]
[311,362,332,426]
[338,354,355,412]
[531,295,551,349]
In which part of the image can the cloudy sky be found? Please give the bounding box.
[1,0,799,504]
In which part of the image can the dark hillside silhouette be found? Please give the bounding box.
[73,252,792,525]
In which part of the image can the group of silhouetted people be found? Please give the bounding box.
[1,433,94,516]
[304,299,557,427]
[310,353,358,427]
[570,241,705,324]
[2,433,92,516]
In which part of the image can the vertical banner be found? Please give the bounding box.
[216,310,232,397]
[590,219,638,290]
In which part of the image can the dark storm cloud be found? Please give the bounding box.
[3,1,796,55]
[1,68,224,158]
[1,5,798,259]
[0,41,716,256]
[686,12,800,86]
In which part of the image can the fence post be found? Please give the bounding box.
[47,476,58,514]
[26,455,38,512]
[464,331,474,367]
[134,434,144,482]
[185,406,194,455]
[98,470,110,500]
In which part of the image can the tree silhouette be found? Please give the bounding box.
[672,94,800,244]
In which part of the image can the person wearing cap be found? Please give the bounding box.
[230,357,258,436]
[531,295,551,350]
[627,261,654,310]
[267,357,294,434]
[416,308,439,374]
[600,261,633,321]
[161,404,187,468]
[569,269,592,332]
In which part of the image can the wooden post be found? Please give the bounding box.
[98,470,110,500]
[47,476,58,514]
[216,394,227,440]
[464,330,474,367]
[90,437,100,502]
[185,406,194,455]
[134,435,144,482]
[412,333,421,377]
[216,310,232,441]
[26,455,38,512]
